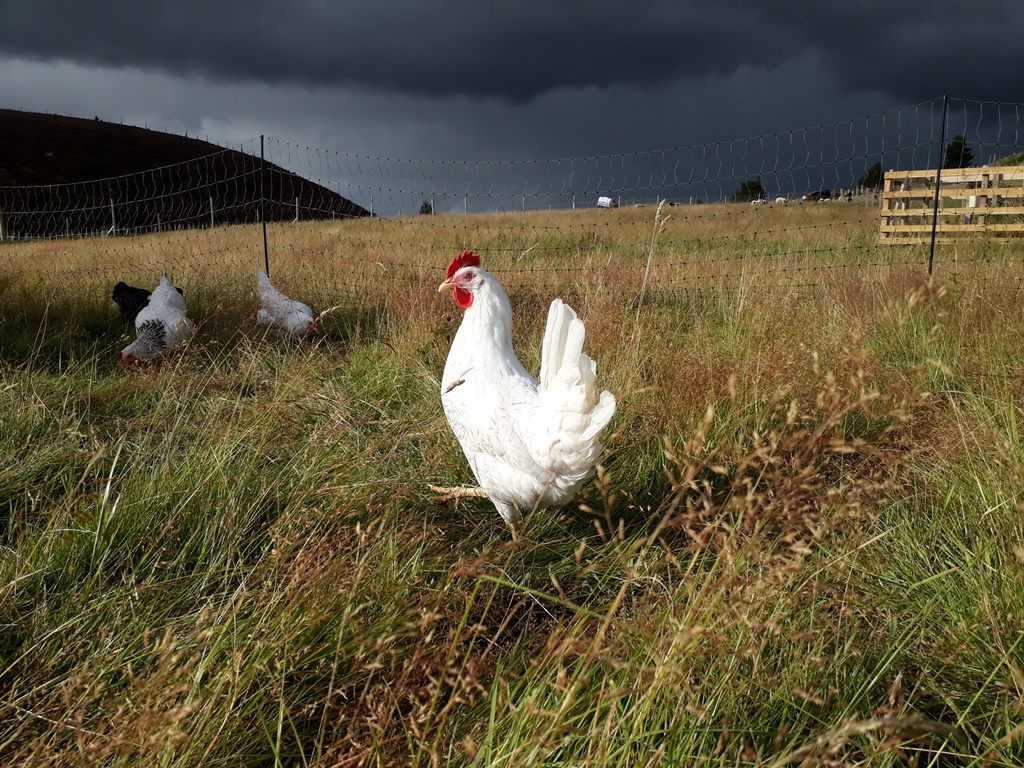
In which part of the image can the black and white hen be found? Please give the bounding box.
[112,281,184,325]
[118,274,194,363]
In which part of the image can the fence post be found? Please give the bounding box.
[572,193,576,211]
[260,135,269,276]
[464,196,468,214]
[209,196,214,228]
[928,95,949,275]
[0,210,5,241]
[522,194,526,213]
[108,199,116,235]
[294,196,300,223]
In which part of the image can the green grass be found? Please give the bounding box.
[1,207,1024,765]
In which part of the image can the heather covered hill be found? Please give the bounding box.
[0,109,368,237]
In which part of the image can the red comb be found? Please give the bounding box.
[446,250,480,280]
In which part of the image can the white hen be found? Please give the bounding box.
[434,250,616,539]
[255,270,318,337]
[119,273,194,363]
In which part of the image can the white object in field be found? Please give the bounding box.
[438,252,616,533]
[119,273,194,362]
[255,270,318,337]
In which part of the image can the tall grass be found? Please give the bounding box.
[1,206,1023,765]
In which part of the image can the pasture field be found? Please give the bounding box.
[1,203,1024,765]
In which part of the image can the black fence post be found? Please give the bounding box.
[928,96,949,276]
[258,134,270,276]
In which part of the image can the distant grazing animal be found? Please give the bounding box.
[255,270,318,337]
[432,250,616,540]
[119,274,194,363]
[112,281,183,326]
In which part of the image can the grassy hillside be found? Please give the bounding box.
[0,204,1023,765]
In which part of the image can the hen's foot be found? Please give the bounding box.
[429,485,488,505]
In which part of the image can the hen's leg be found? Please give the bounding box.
[429,485,488,505]
[495,500,523,542]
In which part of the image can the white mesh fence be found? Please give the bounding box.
[0,97,1021,314]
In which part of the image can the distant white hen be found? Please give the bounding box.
[119,273,194,363]
[433,250,616,539]
[255,270,318,337]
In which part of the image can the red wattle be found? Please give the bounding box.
[454,287,473,309]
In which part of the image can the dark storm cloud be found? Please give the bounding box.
[2,1,748,99]
[1,1,1021,104]
[760,4,1024,104]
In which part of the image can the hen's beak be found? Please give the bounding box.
[438,279,456,293]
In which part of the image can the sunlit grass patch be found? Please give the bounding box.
[0,206,1023,764]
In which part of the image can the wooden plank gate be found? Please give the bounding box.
[880,166,1024,243]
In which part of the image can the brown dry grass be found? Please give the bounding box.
[1,204,1024,765]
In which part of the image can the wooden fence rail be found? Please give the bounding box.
[880,166,1024,243]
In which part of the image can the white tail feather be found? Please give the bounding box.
[537,299,616,477]
[257,270,274,296]
[151,273,187,313]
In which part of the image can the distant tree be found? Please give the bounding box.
[419,199,434,215]
[858,162,883,190]
[943,135,974,169]
[731,177,765,203]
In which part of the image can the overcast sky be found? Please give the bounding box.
[1,1,1022,167]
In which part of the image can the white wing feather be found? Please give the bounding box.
[256,271,316,336]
